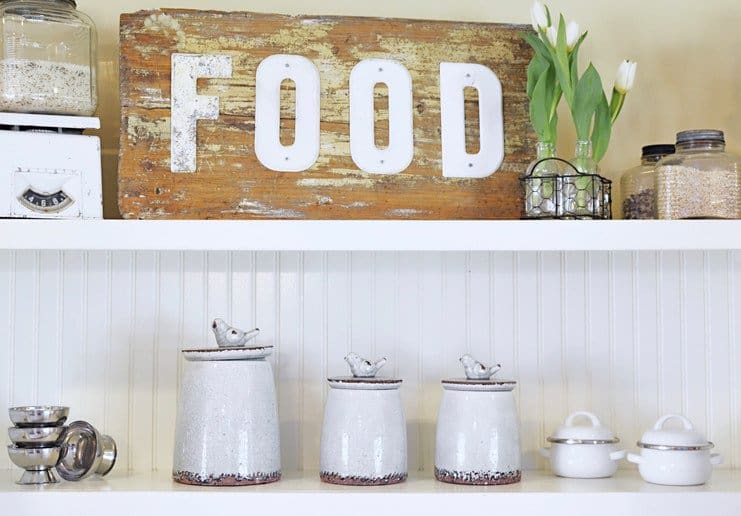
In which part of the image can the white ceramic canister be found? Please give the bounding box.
[173,321,280,486]
[434,355,521,485]
[540,411,625,478]
[627,414,722,486]
[320,354,407,486]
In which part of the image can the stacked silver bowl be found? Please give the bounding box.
[7,406,117,485]
[8,406,69,485]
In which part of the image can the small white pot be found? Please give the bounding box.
[627,414,722,486]
[541,411,624,479]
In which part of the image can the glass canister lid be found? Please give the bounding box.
[642,144,676,158]
[637,414,714,451]
[182,318,272,361]
[441,354,516,392]
[327,353,402,390]
[547,411,619,444]
[676,129,725,145]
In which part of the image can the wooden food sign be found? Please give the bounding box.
[119,10,535,219]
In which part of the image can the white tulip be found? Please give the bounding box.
[614,60,637,93]
[530,1,549,32]
[566,20,581,51]
[546,26,558,48]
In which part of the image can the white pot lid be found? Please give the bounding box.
[329,353,401,389]
[182,345,273,361]
[547,411,619,444]
[637,414,714,450]
[441,378,516,392]
[442,355,515,391]
[327,376,402,390]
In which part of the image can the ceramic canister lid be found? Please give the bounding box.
[327,353,401,390]
[547,411,619,444]
[637,414,714,451]
[182,319,272,361]
[441,354,516,392]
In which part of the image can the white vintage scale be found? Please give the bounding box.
[0,112,102,219]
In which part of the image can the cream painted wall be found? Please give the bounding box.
[76,0,741,218]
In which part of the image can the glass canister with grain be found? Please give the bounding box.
[656,130,740,219]
[0,0,97,115]
[621,144,675,219]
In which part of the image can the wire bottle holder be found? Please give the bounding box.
[520,157,612,220]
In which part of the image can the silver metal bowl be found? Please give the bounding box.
[9,406,69,427]
[8,425,67,447]
[96,434,117,476]
[56,421,117,480]
[7,445,61,485]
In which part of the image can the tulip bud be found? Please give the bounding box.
[566,21,580,51]
[530,1,550,32]
[545,26,558,48]
[614,60,637,94]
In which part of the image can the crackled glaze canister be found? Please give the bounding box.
[319,354,407,486]
[173,320,280,486]
[435,355,521,485]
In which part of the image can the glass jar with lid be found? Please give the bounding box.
[0,0,97,115]
[656,130,740,219]
[620,144,675,219]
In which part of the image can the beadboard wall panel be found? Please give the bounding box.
[1,251,739,473]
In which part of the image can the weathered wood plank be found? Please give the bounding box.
[119,9,535,219]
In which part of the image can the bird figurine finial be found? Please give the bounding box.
[345,352,388,378]
[459,354,501,380]
[212,318,260,348]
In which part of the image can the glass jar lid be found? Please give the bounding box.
[642,144,675,158]
[637,414,714,451]
[676,129,725,145]
[0,0,77,6]
[547,411,619,444]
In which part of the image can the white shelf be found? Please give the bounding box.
[2,469,741,515]
[1,219,741,251]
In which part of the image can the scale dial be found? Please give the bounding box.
[18,188,75,213]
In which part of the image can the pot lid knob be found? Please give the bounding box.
[345,353,387,378]
[211,318,260,348]
[459,354,501,380]
[639,414,711,448]
[549,411,617,441]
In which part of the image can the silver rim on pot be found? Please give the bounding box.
[547,437,620,445]
[636,441,714,451]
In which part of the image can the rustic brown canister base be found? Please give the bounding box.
[434,467,521,485]
[173,470,281,486]
[320,471,407,486]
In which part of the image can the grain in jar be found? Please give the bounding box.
[656,130,740,219]
[0,0,97,115]
[620,144,675,219]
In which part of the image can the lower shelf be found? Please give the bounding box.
[2,469,741,515]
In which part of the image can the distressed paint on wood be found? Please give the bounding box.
[119,10,536,219]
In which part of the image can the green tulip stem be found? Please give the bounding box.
[609,89,626,124]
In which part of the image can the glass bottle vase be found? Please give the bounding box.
[562,140,602,218]
[524,141,559,218]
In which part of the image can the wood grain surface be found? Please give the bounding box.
[118,9,536,219]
